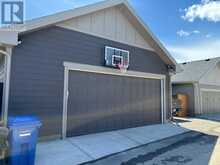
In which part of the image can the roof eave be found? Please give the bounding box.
[0,30,18,46]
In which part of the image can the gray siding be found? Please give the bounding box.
[172,84,195,116]
[9,26,169,137]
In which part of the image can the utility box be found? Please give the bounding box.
[8,116,41,165]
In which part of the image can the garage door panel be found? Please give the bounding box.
[67,71,162,137]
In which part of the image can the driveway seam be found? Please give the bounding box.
[66,140,95,160]
[116,131,143,145]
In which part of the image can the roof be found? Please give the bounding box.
[172,57,220,83]
[0,0,177,67]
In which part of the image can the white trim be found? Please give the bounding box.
[0,50,8,56]
[1,47,12,126]
[62,67,69,139]
[122,1,177,66]
[62,62,166,138]
[161,79,164,124]
[63,62,165,80]
[163,78,167,123]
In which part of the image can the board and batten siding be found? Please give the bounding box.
[57,6,153,51]
[9,26,169,137]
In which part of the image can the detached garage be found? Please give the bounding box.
[172,57,220,116]
[0,0,177,138]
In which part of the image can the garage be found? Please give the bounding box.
[2,0,176,138]
[201,90,220,114]
[172,57,220,116]
[63,62,166,137]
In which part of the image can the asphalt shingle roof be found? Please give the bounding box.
[172,57,220,83]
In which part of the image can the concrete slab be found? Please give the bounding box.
[35,140,93,165]
[36,123,189,165]
[68,131,140,159]
[117,124,188,144]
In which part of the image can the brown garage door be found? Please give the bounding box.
[67,70,162,137]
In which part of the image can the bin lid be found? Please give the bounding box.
[8,116,42,127]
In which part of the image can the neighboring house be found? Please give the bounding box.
[172,57,220,116]
[0,0,177,139]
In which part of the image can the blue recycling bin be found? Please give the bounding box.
[7,116,41,165]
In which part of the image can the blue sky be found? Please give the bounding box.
[2,0,220,63]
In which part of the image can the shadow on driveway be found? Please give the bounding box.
[197,113,220,123]
[83,131,218,165]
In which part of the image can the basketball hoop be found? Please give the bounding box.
[117,63,127,73]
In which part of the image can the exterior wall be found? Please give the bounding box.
[57,6,153,51]
[172,83,195,116]
[9,26,170,137]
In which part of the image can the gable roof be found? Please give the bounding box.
[172,57,220,83]
[2,0,177,67]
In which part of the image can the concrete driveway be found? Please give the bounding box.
[84,117,220,165]
[179,117,220,165]
[35,123,188,165]
[84,132,217,165]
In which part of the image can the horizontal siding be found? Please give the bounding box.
[9,26,168,137]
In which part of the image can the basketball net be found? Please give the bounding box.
[117,63,127,73]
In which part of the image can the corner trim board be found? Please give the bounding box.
[62,61,166,138]
[1,47,12,126]
[62,67,69,139]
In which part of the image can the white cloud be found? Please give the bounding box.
[182,0,220,22]
[193,30,200,34]
[177,29,200,37]
[177,30,191,37]
[167,40,220,63]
